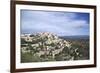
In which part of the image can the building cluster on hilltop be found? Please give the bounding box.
[21,32,72,59]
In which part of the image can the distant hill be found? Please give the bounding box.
[59,35,89,40]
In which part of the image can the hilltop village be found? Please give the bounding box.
[21,32,87,62]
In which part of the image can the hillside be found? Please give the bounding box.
[21,32,89,62]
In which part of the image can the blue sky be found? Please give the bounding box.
[21,10,90,36]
